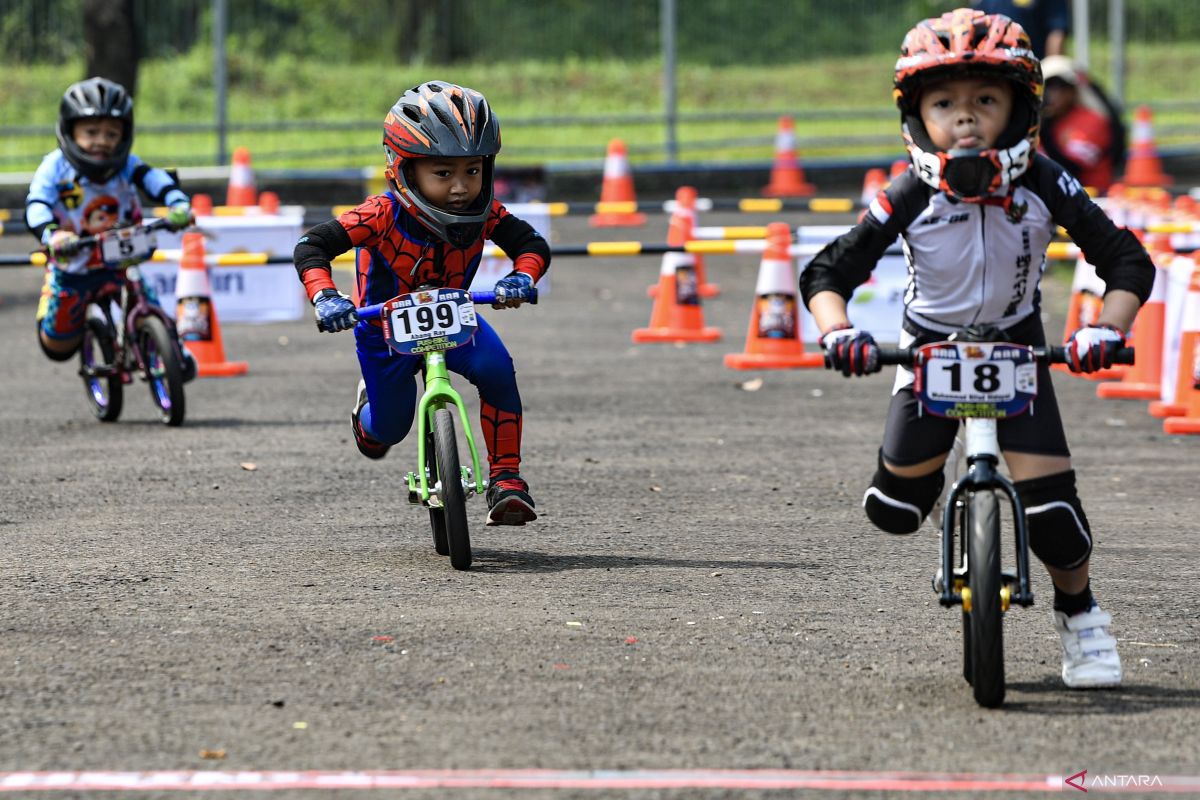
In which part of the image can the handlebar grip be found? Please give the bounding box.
[1043,345,1135,365]
[470,288,539,305]
[875,349,913,367]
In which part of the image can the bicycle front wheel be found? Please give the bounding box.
[424,424,449,556]
[965,490,1004,708]
[80,317,123,422]
[137,317,185,427]
[432,407,471,570]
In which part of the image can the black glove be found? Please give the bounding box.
[820,324,881,377]
[313,288,358,333]
[1066,324,1125,373]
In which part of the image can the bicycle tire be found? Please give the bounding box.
[966,490,1005,707]
[425,425,449,556]
[432,407,471,570]
[81,316,123,422]
[137,316,185,427]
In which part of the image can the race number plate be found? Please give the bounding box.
[913,341,1038,418]
[100,225,158,266]
[381,288,478,355]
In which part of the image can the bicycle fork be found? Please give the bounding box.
[937,418,1036,610]
[408,351,488,506]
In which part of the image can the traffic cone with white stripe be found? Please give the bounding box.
[590,139,646,227]
[648,186,718,299]
[860,168,888,207]
[632,250,721,344]
[175,232,248,377]
[1163,266,1200,434]
[762,117,815,197]
[724,222,823,369]
[1122,106,1172,188]
[1054,253,1127,380]
[1097,237,1170,399]
[226,147,257,207]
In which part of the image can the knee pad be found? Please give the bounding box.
[1015,470,1093,569]
[38,331,79,362]
[862,452,944,535]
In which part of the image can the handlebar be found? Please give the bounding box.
[356,288,539,321]
[44,216,177,255]
[873,345,1135,367]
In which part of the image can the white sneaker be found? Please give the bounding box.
[1053,603,1122,688]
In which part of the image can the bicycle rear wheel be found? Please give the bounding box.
[965,490,1004,707]
[425,425,449,556]
[432,407,471,570]
[80,317,123,422]
[137,317,185,427]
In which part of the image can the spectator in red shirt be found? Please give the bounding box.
[1039,56,1127,193]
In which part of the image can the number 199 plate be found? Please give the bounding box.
[913,341,1038,418]
[381,288,478,355]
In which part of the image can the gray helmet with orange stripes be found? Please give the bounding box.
[382,81,501,248]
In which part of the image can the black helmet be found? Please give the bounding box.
[56,77,134,183]
[382,81,501,248]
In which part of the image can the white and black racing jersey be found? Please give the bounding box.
[799,155,1154,334]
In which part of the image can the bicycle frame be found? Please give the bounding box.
[91,265,178,379]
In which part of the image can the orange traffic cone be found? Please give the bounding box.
[226,147,257,207]
[258,190,280,215]
[648,186,718,299]
[632,250,721,343]
[762,116,816,197]
[860,168,888,207]
[724,222,824,369]
[175,232,248,377]
[1122,106,1172,188]
[1054,253,1127,381]
[192,193,214,216]
[1149,256,1198,418]
[1163,267,1200,434]
[1096,238,1170,399]
[590,139,646,227]
[890,159,910,180]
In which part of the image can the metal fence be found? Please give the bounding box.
[1,0,1197,173]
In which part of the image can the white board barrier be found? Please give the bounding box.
[795,225,905,344]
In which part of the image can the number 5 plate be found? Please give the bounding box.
[913,341,1038,418]
[100,225,158,266]
[381,288,478,355]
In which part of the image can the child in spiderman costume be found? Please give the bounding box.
[294,81,549,526]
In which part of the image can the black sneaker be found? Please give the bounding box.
[485,472,538,526]
[351,379,390,459]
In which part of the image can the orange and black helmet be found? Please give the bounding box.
[382,81,501,248]
[893,9,1043,201]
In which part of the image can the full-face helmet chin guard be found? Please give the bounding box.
[903,125,1034,201]
[382,81,501,249]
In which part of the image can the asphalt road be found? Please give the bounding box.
[0,212,1197,799]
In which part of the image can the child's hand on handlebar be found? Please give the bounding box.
[44,228,82,259]
[313,288,358,332]
[1066,324,1125,373]
[820,324,881,377]
[166,201,193,231]
[492,272,534,309]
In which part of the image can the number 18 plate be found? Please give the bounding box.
[913,341,1038,418]
[381,288,478,355]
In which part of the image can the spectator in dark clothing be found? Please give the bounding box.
[972,0,1070,58]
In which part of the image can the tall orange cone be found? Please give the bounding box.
[724,222,824,369]
[226,147,257,207]
[648,186,718,299]
[192,193,214,216]
[1163,267,1200,434]
[1150,255,1199,417]
[632,250,721,343]
[762,116,816,197]
[589,139,646,227]
[1122,106,1172,188]
[175,232,248,377]
[1054,252,1127,381]
[1096,238,1170,399]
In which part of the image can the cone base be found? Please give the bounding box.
[590,213,647,228]
[1148,400,1187,418]
[724,351,824,370]
[632,327,721,344]
[1164,416,1200,435]
[648,283,719,299]
[198,361,249,378]
[762,182,816,198]
[1096,381,1161,400]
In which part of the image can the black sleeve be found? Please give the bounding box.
[293,219,354,282]
[799,169,929,307]
[489,212,551,275]
[1024,155,1154,303]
